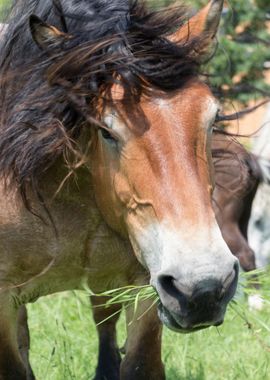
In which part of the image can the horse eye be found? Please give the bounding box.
[100,128,117,142]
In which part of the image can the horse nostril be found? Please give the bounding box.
[233,261,239,277]
[224,261,239,298]
[158,275,177,297]
[157,274,188,309]
[219,261,239,302]
[158,275,182,298]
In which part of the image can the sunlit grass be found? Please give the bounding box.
[28,268,270,380]
[0,0,10,20]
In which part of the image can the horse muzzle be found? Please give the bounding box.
[153,261,239,333]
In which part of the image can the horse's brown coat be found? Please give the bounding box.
[0,1,239,379]
[88,133,262,379]
[212,133,260,272]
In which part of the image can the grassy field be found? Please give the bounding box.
[0,0,9,15]
[0,0,269,378]
[28,288,270,380]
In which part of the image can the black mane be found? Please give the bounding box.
[0,0,206,204]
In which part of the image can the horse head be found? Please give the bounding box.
[28,0,238,333]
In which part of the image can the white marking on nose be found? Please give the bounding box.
[132,221,236,282]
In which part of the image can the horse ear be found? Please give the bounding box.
[169,0,224,43]
[29,15,68,50]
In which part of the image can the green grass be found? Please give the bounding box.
[0,0,9,9]
[0,0,10,21]
[28,288,270,380]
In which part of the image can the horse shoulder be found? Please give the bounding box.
[0,180,138,303]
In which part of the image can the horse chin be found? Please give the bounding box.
[157,304,223,334]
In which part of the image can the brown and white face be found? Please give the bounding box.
[90,77,238,332]
[89,0,238,333]
[30,0,238,332]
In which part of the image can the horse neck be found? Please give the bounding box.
[43,158,92,197]
[38,125,96,206]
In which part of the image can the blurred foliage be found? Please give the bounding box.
[150,0,270,104]
[208,0,270,103]
[0,0,11,21]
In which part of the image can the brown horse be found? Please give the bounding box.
[18,132,264,380]
[212,132,262,272]
[0,1,238,379]
[89,132,265,379]
[212,132,270,310]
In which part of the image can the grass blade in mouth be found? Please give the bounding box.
[82,268,270,340]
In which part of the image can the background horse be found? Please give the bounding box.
[0,1,238,379]
[212,132,264,272]
[212,131,270,310]
[249,104,270,268]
